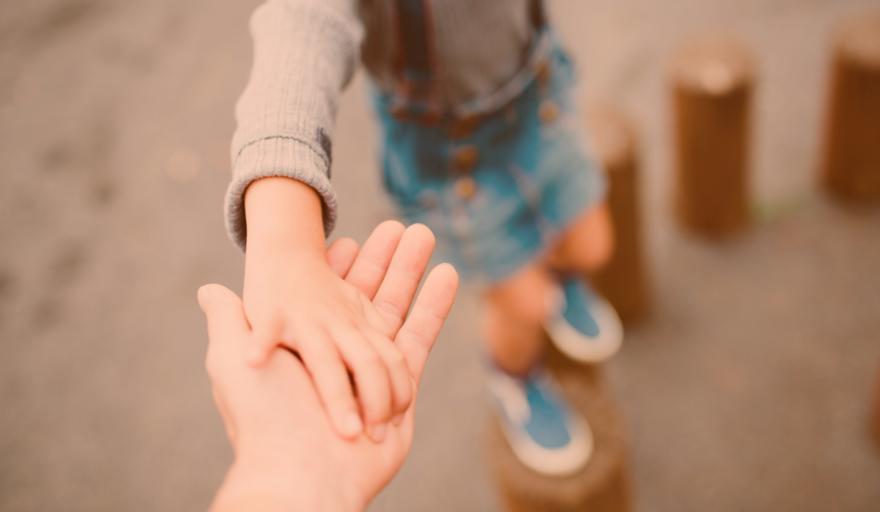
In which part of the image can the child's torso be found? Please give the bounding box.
[358,0,537,107]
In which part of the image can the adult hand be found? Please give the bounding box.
[203,224,459,511]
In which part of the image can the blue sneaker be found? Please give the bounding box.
[545,277,623,363]
[488,364,593,475]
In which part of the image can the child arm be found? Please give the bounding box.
[227,0,364,247]
[226,1,413,444]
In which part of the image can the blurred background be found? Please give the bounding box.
[1,0,879,510]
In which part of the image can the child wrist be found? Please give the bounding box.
[245,231,324,258]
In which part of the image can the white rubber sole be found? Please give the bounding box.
[545,288,623,363]
[500,409,594,477]
[489,370,595,476]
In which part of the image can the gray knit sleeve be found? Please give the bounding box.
[226,0,363,250]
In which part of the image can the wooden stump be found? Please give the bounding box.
[670,37,754,236]
[488,339,632,512]
[871,365,880,452]
[821,12,880,203]
[588,107,650,322]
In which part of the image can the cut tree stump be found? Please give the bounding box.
[871,365,880,452]
[670,37,754,237]
[488,339,632,512]
[821,11,880,203]
[588,106,650,322]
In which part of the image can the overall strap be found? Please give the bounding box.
[392,0,440,120]
[391,0,549,122]
[530,0,547,29]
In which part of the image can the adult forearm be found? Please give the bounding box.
[211,461,357,512]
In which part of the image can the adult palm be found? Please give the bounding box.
[201,222,458,511]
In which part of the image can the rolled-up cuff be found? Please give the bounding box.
[225,136,338,251]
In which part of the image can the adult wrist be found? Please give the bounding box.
[214,458,359,512]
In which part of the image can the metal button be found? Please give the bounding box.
[536,60,551,87]
[391,103,409,121]
[452,145,479,173]
[504,105,518,125]
[449,114,480,139]
[539,100,560,123]
[454,176,478,200]
[421,109,442,126]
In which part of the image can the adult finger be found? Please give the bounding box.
[371,223,436,337]
[345,220,406,299]
[395,263,458,384]
[198,284,257,443]
[296,330,364,439]
[326,237,360,278]
[198,284,253,373]
[332,323,393,442]
[211,386,237,445]
[197,284,251,340]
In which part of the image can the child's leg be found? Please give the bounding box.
[483,202,614,373]
[482,263,554,373]
[548,203,615,274]
[541,201,623,363]
[482,260,597,476]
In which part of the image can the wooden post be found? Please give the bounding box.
[871,365,880,452]
[821,12,880,203]
[588,106,650,322]
[488,339,632,512]
[670,37,754,236]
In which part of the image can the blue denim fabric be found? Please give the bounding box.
[373,39,606,284]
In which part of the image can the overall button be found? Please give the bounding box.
[449,114,480,139]
[504,104,519,125]
[454,176,478,200]
[452,145,479,173]
[536,60,551,87]
[391,104,409,121]
[421,109,442,126]
[539,100,560,124]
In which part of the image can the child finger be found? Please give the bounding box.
[371,223,436,337]
[297,333,364,439]
[364,327,414,422]
[333,324,394,442]
[326,237,360,277]
[396,263,459,384]
[247,315,284,367]
[345,220,406,299]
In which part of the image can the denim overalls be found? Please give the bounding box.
[373,0,606,284]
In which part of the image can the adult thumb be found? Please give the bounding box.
[197,284,251,339]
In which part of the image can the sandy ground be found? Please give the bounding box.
[1,0,879,510]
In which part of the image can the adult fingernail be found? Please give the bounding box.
[342,412,363,437]
[368,423,387,443]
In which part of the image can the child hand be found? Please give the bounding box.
[243,221,435,443]
[200,244,458,511]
